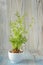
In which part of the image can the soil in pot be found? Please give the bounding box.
[10,49,23,53]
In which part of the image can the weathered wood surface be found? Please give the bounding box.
[0,0,43,55]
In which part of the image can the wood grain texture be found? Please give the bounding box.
[0,0,43,55]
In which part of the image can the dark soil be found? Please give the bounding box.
[10,49,23,53]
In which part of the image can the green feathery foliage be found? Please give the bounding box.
[9,12,34,50]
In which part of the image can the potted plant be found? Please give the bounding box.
[8,12,34,63]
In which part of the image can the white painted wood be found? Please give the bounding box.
[0,0,43,55]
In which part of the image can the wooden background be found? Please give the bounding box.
[0,0,43,55]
